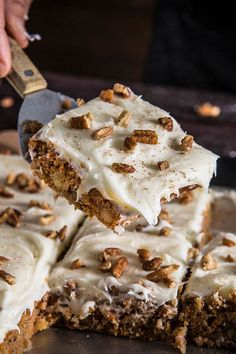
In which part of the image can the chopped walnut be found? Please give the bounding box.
[21,120,43,134]
[180,135,194,152]
[112,256,128,278]
[98,260,112,271]
[0,256,9,265]
[124,136,137,151]
[0,185,14,198]
[194,102,221,118]
[57,225,67,241]
[91,125,114,140]
[201,254,218,271]
[0,207,22,227]
[159,226,171,237]
[143,257,163,271]
[113,83,131,98]
[137,248,150,262]
[132,130,158,144]
[112,162,135,174]
[99,89,114,102]
[146,264,179,288]
[116,110,131,127]
[69,112,92,129]
[39,214,56,226]
[76,98,85,106]
[0,269,15,285]
[187,247,199,260]
[61,98,73,109]
[224,254,234,262]
[158,117,173,131]
[157,160,169,171]
[100,247,122,261]
[71,258,85,269]
[29,200,52,211]
[222,237,236,247]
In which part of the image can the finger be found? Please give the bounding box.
[5,0,33,48]
[0,0,11,77]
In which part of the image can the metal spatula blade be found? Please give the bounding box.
[6,38,77,162]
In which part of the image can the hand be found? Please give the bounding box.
[0,0,32,77]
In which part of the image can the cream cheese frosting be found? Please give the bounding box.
[184,232,236,298]
[31,88,218,225]
[49,217,193,320]
[0,154,84,342]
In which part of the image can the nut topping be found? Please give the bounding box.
[194,102,221,118]
[222,237,236,247]
[100,247,123,261]
[137,248,150,262]
[157,160,169,171]
[132,130,158,144]
[57,225,67,241]
[146,264,179,288]
[91,125,114,140]
[0,185,14,198]
[0,269,15,285]
[201,254,218,271]
[69,112,93,129]
[158,117,173,131]
[116,110,131,127]
[124,136,137,151]
[187,247,199,260]
[112,163,135,174]
[100,89,114,102]
[159,226,171,237]
[159,209,172,223]
[224,255,234,262]
[5,173,16,185]
[180,135,194,152]
[112,256,128,278]
[42,231,57,239]
[98,260,112,271]
[0,207,22,227]
[0,256,9,265]
[6,173,41,193]
[39,214,56,226]
[76,98,85,106]
[29,200,52,211]
[143,257,163,271]
[113,83,131,98]
[71,258,85,269]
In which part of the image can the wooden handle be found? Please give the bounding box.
[6,38,47,97]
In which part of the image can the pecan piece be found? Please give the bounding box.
[132,130,158,144]
[180,135,194,152]
[201,254,217,271]
[69,112,92,129]
[187,247,199,260]
[124,136,137,151]
[39,214,56,226]
[159,226,171,237]
[91,125,113,140]
[0,185,14,198]
[112,163,135,174]
[57,225,67,241]
[71,258,85,269]
[5,173,16,185]
[143,257,163,271]
[100,247,123,261]
[146,264,179,288]
[157,160,169,171]
[0,207,22,227]
[98,260,112,271]
[76,98,85,106]
[116,110,131,127]
[13,173,41,193]
[42,230,57,239]
[224,255,234,262]
[112,256,128,278]
[159,209,172,223]
[100,89,114,102]
[113,83,131,98]
[21,120,43,134]
[29,200,52,211]
[222,237,236,247]
[158,117,173,131]
[0,269,15,285]
[137,248,150,262]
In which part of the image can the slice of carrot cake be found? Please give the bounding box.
[29,83,218,231]
[0,154,84,353]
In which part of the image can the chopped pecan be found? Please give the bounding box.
[132,130,158,144]
[29,200,52,211]
[91,125,113,140]
[158,117,173,131]
[0,269,15,285]
[146,264,179,288]
[42,230,57,239]
[57,225,67,241]
[100,89,114,102]
[0,256,9,265]
[157,160,169,171]
[0,207,22,227]
[159,209,172,223]
[180,135,194,152]
[76,98,85,106]
[71,258,85,269]
[112,256,128,278]
[201,254,217,271]
[159,226,171,237]
[9,173,42,193]
[0,185,14,198]
[224,254,234,262]
[69,112,93,129]
[137,248,150,262]
[222,237,236,247]
[98,260,112,271]
[21,120,43,134]
[143,257,163,271]
[112,162,135,174]
[5,173,16,185]
[39,214,56,226]
[116,110,131,127]
[61,98,73,109]
[124,136,137,151]
[113,83,131,98]
[100,247,123,261]
[194,102,221,118]
[187,247,199,260]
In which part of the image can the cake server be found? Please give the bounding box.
[6,38,77,162]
